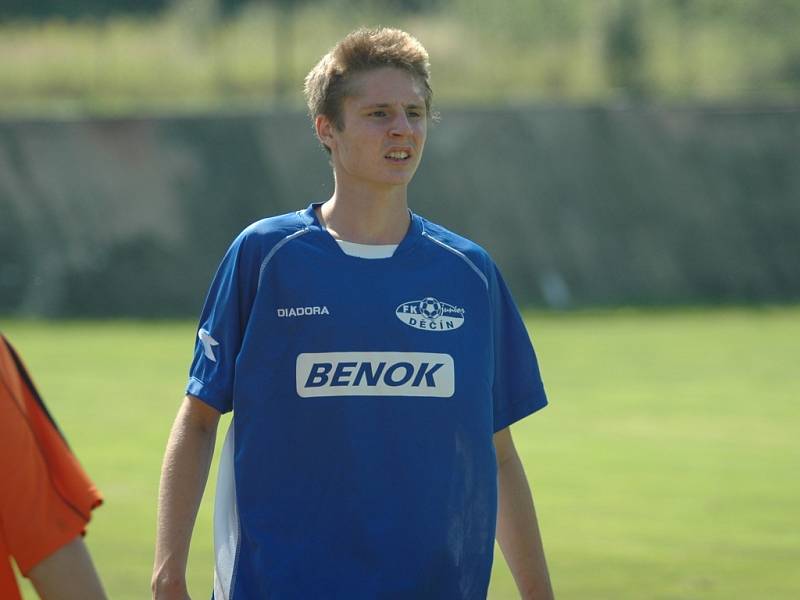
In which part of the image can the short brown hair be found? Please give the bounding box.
[304,27,433,134]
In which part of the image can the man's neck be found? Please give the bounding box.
[317,185,411,245]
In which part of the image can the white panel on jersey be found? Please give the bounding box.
[213,421,239,600]
[296,352,455,398]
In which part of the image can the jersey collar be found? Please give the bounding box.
[302,202,422,259]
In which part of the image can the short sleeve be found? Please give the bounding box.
[489,264,548,432]
[186,232,259,413]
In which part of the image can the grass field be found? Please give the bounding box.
[2,307,798,599]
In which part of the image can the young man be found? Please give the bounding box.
[0,334,106,600]
[153,27,553,600]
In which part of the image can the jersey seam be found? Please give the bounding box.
[420,230,489,290]
[229,517,243,600]
[229,428,243,600]
[257,227,311,290]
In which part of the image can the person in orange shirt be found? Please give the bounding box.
[0,334,106,600]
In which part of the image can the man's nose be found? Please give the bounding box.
[389,112,413,137]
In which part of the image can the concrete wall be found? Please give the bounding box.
[1,105,798,316]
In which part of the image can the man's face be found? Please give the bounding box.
[319,67,428,191]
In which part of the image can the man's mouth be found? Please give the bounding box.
[385,151,410,161]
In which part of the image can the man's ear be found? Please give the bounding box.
[315,114,336,151]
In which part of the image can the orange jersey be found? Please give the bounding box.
[0,334,102,600]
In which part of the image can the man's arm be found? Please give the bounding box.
[152,395,221,600]
[28,536,106,600]
[494,427,554,600]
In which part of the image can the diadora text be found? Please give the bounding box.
[277,306,330,317]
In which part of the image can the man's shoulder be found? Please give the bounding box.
[228,209,313,260]
[239,209,310,244]
[417,216,493,274]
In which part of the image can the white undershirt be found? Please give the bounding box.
[335,239,398,259]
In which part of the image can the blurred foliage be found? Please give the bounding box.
[0,0,441,19]
[0,0,169,19]
[0,0,799,114]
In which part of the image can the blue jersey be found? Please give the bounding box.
[187,204,548,600]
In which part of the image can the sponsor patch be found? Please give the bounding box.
[395,297,465,332]
[296,352,454,398]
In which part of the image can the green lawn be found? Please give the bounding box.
[2,308,798,599]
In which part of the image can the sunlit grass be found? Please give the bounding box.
[2,307,798,599]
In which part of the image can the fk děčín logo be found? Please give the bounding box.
[395,297,465,332]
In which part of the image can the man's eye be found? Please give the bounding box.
[407,111,422,118]
[371,111,387,117]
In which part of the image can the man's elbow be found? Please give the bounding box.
[179,394,221,434]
